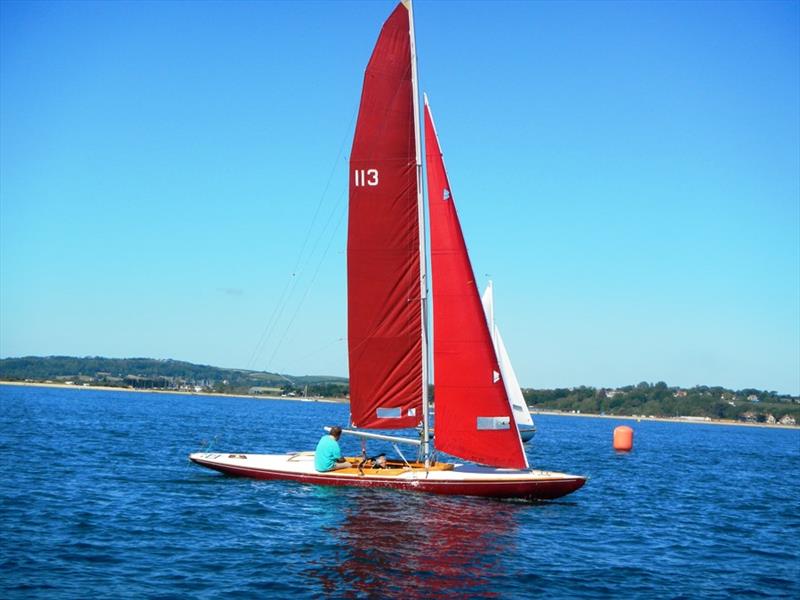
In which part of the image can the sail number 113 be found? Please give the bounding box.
[354,169,379,187]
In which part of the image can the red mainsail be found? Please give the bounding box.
[347,2,423,429]
[425,99,528,469]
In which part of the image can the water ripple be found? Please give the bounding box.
[1,386,798,598]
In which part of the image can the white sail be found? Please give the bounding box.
[482,283,535,428]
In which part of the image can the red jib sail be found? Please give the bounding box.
[347,2,423,429]
[425,98,528,469]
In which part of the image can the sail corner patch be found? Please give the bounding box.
[477,416,511,430]
[376,407,402,419]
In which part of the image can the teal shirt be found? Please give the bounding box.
[314,434,343,472]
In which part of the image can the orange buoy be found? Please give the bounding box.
[613,426,634,451]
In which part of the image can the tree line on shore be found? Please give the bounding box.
[522,381,800,423]
[2,356,797,422]
[0,356,347,398]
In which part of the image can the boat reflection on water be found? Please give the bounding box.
[309,488,524,598]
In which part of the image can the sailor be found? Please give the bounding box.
[314,426,352,472]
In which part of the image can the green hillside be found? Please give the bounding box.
[523,382,800,424]
[0,356,348,397]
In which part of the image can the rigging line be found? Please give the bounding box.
[257,172,349,371]
[251,199,342,370]
[246,273,295,370]
[275,336,345,374]
[263,191,347,372]
[248,109,356,372]
[246,205,333,372]
[246,106,357,371]
[296,160,350,273]
[289,104,357,276]
[249,186,342,373]
[264,191,348,373]
[248,266,305,371]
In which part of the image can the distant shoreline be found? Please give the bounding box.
[531,409,799,430]
[3,380,796,430]
[0,380,349,404]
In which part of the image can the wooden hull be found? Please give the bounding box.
[189,452,585,501]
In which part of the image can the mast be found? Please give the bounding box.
[405,0,432,465]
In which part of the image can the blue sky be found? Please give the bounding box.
[1,0,798,394]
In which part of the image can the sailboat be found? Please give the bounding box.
[482,282,537,443]
[190,1,584,500]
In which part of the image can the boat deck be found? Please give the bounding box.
[334,456,454,477]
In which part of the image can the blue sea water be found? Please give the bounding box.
[1,384,798,599]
